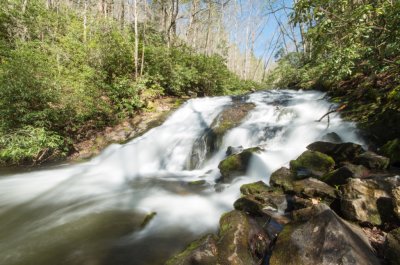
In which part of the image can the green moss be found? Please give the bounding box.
[290,150,335,179]
[382,138,400,165]
[240,181,270,195]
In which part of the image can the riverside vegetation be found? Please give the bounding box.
[0,0,258,167]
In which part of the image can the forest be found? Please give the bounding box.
[0,0,399,166]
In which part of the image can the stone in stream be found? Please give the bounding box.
[218,147,263,182]
[384,228,400,265]
[269,204,381,265]
[189,102,255,169]
[269,167,295,192]
[340,178,395,226]
[306,141,364,163]
[289,150,335,179]
[354,151,390,170]
[320,132,343,143]
[321,162,370,186]
[291,178,338,205]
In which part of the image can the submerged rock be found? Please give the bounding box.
[341,178,394,225]
[289,150,335,179]
[269,204,380,265]
[321,132,343,143]
[218,147,263,182]
[165,234,218,265]
[269,167,295,192]
[306,141,364,163]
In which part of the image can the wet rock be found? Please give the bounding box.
[306,141,364,163]
[270,167,295,192]
[384,228,400,265]
[226,146,244,156]
[354,151,390,170]
[321,132,343,143]
[393,187,400,220]
[341,178,393,225]
[270,204,380,265]
[165,234,218,265]
[382,138,400,166]
[218,147,263,182]
[292,178,338,205]
[217,210,271,265]
[289,150,335,179]
[321,163,370,186]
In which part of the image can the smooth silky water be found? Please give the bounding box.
[0,90,364,265]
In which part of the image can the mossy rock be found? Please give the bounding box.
[165,234,218,265]
[290,150,335,179]
[270,204,380,265]
[218,147,262,182]
[384,228,400,265]
[340,178,394,226]
[354,151,390,170]
[218,210,270,265]
[382,138,400,166]
[306,141,364,163]
[240,181,281,196]
[292,178,338,205]
[270,167,295,191]
[321,163,369,186]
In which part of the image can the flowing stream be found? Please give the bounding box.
[0,90,363,265]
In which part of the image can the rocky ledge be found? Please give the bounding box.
[166,140,400,265]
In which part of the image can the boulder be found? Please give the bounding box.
[226,146,244,156]
[384,228,400,265]
[189,102,255,169]
[341,178,394,225]
[218,147,262,182]
[321,132,343,143]
[240,181,271,196]
[290,150,335,179]
[292,178,338,205]
[321,163,370,186]
[354,151,390,170]
[393,187,400,220]
[218,210,271,265]
[269,204,381,265]
[306,141,364,163]
[270,167,295,191]
[165,234,218,265]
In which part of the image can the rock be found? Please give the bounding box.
[269,204,381,265]
[289,150,335,179]
[321,132,343,143]
[165,234,218,265]
[240,181,273,195]
[226,146,244,156]
[393,187,400,220]
[384,228,400,265]
[270,167,295,191]
[218,210,271,265]
[341,178,394,225]
[218,147,263,182]
[306,141,364,163]
[382,138,400,166]
[354,151,390,170]
[321,163,370,186]
[292,178,338,205]
[189,102,255,169]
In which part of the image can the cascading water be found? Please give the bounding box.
[0,90,363,265]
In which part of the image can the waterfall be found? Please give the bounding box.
[0,90,363,265]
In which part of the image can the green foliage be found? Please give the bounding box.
[0,126,66,166]
[0,0,251,166]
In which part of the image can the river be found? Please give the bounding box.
[0,90,363,265]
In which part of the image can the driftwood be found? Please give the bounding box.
[316,104,347,128]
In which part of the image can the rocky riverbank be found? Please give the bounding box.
[166,139,400,265]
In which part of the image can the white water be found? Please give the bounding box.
[0,90,363,265]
